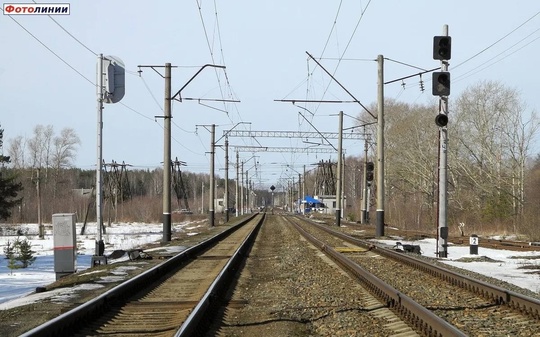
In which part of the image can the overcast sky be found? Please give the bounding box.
[1,1,539,188]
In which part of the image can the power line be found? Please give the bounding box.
[3,2,224,170]
[335,0,373,67]
[1,7,95,86]
[4,7,165,129]
[318,57,374,61]
[311,0,373,115]
[454,33,540,83]
[118,102,155,122]
[385,58,428,71]
[454,10,540,69]
[189,0,252,140]
[31,0,97,56]
[455,36,540,81]
[195,0,234,122]
[319,0,344,58]
[139,74,164,111]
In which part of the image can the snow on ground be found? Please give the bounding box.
[0,220,205,308]
[2,222,540,311]
[367,235,540,294]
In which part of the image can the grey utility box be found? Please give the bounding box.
[53,213,77,280]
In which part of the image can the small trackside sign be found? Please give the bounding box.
[3,3,70,15]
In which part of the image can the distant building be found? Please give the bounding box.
[313,195,346,214]
[302,195,324,213]
[215,198,225,213]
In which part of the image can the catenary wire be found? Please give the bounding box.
[140,74,164,111]
[1,8,95,86]
[3,7,161,126]
[3,4,226,170]
[312,0,373,116]
[453,10,540,69]
[319,0,344,59]
[195,0,231,121]
[385,58,427,72]
[31,0,97,56]
[455,34,540,83]
[454,27,540,82]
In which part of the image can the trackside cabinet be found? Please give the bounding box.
[53,213,77,280]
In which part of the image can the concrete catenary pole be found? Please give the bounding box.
[376,55,385,237]
[236,151,239,217]
[342,153,345,219]
[302,165,306,215]
[297,173,301,213]
[361,135,369,224]
[245,168,250,213]
[335,111,343,227]
[201,181,204,214]
[241,161,244,215]
[224,135,229,222]
[209,124,215,226]
[438,25,450,257]
[162,63,172,242]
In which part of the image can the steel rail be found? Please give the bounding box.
[20,214,259,337]
[301,216,540,319]
[174,213,264,336]
[286,216,467,337]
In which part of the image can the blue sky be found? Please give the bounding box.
[1,1,539,188]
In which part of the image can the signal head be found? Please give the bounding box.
[433,36,452,60]
[432,72,451,96]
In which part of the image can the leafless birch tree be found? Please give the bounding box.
[452,80,539,230]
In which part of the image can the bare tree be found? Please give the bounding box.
[52,128,81,170]
[6,125,81,225]
[358,99,439,229]
[452,80,539,230]
[27,125,53,235]
[7,136,26,169]
[500,101,539,218]
[27,125,54,176]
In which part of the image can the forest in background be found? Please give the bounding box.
[2,80,540,240]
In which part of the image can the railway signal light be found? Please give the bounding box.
[102,55,125,104]
[366,161,374,182]
[435,114,448,127]
[432,72,450,96]
[433,36,451,60]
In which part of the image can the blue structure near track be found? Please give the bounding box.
[302,195,325,213]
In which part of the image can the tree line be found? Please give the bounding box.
[1,80,540,239]
[359,80,540,239]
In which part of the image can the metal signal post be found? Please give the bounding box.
[94,54,125,266]
[95,54,105,260]
[376,55,385,237]
[433,25,451,258]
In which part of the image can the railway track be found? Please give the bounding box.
[15,213,540,336]
[20,214,264,337]
[285,216,464,336]
[342,220,540,252]
[291,215,540,336]
[203,214,423,336]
